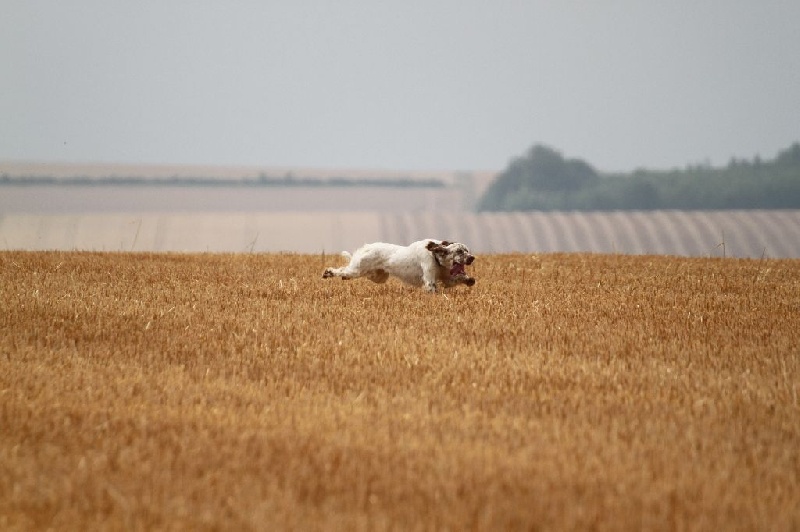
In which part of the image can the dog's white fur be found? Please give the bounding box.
[322,239,475,292]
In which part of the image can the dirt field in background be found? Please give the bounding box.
[2,252,799,529]
[0,184,466,213]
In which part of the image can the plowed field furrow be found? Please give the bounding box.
[758,210,799,257]
[3,211,800,257]
[607,212,642,253]
[512,212,538,251]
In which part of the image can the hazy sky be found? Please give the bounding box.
[2,1,799,173]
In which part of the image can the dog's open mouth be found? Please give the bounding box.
[450,262,466,277]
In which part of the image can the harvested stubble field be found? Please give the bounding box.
[1,251,799,531]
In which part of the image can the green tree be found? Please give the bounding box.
[477,141,800,211]
[477,145,598,210]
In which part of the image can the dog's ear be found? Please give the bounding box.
[426,241,448,258]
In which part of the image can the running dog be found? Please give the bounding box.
[322,239,475,292]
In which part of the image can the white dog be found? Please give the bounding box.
[322,239,475,292]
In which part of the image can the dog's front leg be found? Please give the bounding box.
[421,264,438,293]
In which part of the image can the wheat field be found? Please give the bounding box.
[1,251,799,530]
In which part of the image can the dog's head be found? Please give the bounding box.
[426,240,475,285]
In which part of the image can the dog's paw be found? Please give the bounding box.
[464,277,476,287]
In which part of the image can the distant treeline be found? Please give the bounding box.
[0,174,445,188]
[477,142,800,211]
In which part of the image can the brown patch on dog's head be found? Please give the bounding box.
[426,240,452,252]
[426,241,450,266]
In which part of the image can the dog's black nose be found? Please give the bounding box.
[466,255,474,265]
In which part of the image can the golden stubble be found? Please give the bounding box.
[1,251,798,530]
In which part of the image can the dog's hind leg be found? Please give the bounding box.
[322,265,357,280]
[323,250,361,280]
[322,257,366,281]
